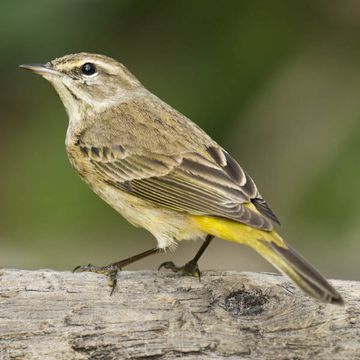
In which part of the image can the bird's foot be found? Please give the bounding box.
[73,263,120,295]
[158,260,201,278]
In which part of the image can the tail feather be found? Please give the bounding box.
[192,215,344,304]
[254,239,344,305]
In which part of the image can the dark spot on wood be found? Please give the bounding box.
[71,337,118,358]
[222,288,269,316]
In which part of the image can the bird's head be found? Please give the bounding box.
[20,52,142,116]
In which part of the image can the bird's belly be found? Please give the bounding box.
[66,144,206,249]
[91,181,207,249]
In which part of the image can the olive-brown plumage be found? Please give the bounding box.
[20,53,343,304]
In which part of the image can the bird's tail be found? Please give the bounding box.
[252,238,344,305]
[192,215,344,305]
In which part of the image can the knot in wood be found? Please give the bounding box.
[223,287,269,316]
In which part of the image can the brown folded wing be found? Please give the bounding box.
[81,142,279,231]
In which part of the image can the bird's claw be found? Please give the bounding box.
[158,260,201,279]
[73,263,121,295]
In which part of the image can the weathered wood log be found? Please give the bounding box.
[0,269,358,359]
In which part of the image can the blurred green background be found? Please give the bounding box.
[1,0,359,280]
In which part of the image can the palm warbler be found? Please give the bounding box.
[20,53,343,304]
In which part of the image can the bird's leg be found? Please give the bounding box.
[158,235,214,278]
[73,247,159,295]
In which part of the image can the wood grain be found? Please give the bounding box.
[0,269,358,359]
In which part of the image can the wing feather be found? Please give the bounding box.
[76,96,279,229]
[82,142,276,231]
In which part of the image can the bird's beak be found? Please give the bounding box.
[19,64,60,76]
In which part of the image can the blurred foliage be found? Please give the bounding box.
[0,0,359,279]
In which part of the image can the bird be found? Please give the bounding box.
[20,53,343,304]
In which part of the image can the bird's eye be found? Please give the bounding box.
[81,62,97,76]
